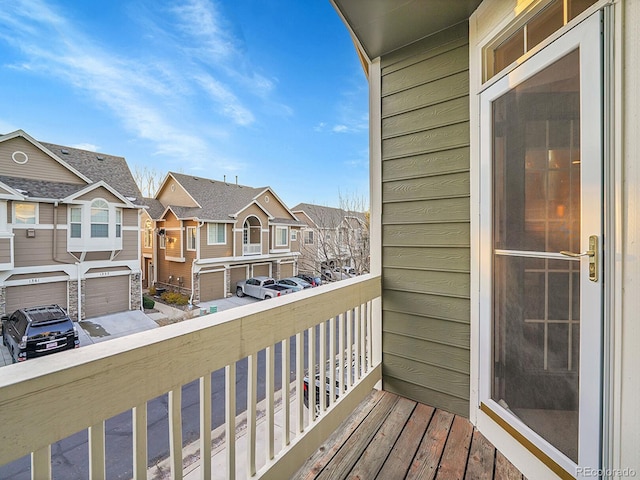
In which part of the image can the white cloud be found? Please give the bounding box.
[195,74,254,126]
[332,125,349,133]
[0,0,257,167]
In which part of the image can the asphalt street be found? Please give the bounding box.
[0,324,313,480]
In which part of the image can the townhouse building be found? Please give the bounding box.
[0,130,143,320]
[292,202,369,276]
[144,172,304,303]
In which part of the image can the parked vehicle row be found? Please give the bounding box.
[235,276,294,299]
[1,305,79,363]
[296,274,322,287]
[321,266,357,282]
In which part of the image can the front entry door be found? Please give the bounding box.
[479,12,603,476]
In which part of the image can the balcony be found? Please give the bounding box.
[0,275,382,479]
[243,243,262,255]
[0,273,525,479]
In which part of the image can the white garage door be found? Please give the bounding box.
[200,271,225,302]
[5,282,68,315]
[85,276,130,318]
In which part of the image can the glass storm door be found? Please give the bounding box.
[479,12,602,476]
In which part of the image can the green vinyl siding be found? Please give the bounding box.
[380,21,471,417]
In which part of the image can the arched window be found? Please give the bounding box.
[243,216,262,255]
[144,220,153,247]
[91,199,109,238]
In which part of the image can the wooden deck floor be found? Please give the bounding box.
[293,390,526,480]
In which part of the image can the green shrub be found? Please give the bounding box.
[161,291,189,306]
[143,296,155,309]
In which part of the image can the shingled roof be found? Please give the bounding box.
[164,172,304,225]
[292,203,366,229]
[0,175,86,199]
[40,142,142,203]
[142,197,166,220]
[0,130,143,204]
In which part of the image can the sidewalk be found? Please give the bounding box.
[150,385,308,480]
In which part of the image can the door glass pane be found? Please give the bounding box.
[527,0,564,51]
[493,49,580,253]
[492,49,581,463]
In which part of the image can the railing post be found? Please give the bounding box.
[200,375,212,480]
[308,326,317,423]
[296,332,304,433]
[169,388,183,480]
[282,338,291,447]
[266,345,275,460]
[339,313,345,398]
[329,316,336,407]
[89,420,106,480]
[226,363,237,480]
[319,320,327,414]
[133,403,148,480]
[247,354,257,476]
[31,445,51,480]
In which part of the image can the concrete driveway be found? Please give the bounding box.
[0,296,258,367]
[1,310,159,367]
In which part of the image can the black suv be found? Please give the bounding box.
[2,305,79,363]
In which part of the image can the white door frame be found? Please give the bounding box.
[477,12,603,477]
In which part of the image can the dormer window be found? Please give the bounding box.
[14,203,37,224]
[91,200,109,238]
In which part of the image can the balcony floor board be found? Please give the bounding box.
[292,390,525,480]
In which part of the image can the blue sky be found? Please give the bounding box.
[0,0,369,208]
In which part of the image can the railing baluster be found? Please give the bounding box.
[133,403,147,480]
[247,353,257,476]
[319,320,327,414]
[329,316,336,407]
[360,303,367,375]
[296,332,304,433]
[346,309,353,388]
[338,313,345,399]
[168,388,183,480]
[282,338,291,447]
[308,326,316,423]
[366,301,372,371]
[354,305,361,381]
[88,420,106,480]
[31,445,51,480]
[266,345,275,460]
[200,375,212,480]
[226,363,237,480]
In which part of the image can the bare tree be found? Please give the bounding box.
[132,165,164,197]
[296,192,370,280]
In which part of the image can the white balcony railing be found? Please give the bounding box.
[0,275,381,480]
[243,243,261,255]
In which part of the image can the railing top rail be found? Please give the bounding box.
[0,274,381,466]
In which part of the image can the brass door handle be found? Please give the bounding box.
[560,235,598,282]
[559,250,594,258]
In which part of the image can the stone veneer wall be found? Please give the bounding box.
[192,272,200,304]
[80,279,86,320]
[130,273,142,310]
[0,287,5,316]
[68,280,79,320]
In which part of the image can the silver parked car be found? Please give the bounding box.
[278,277,312,292]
